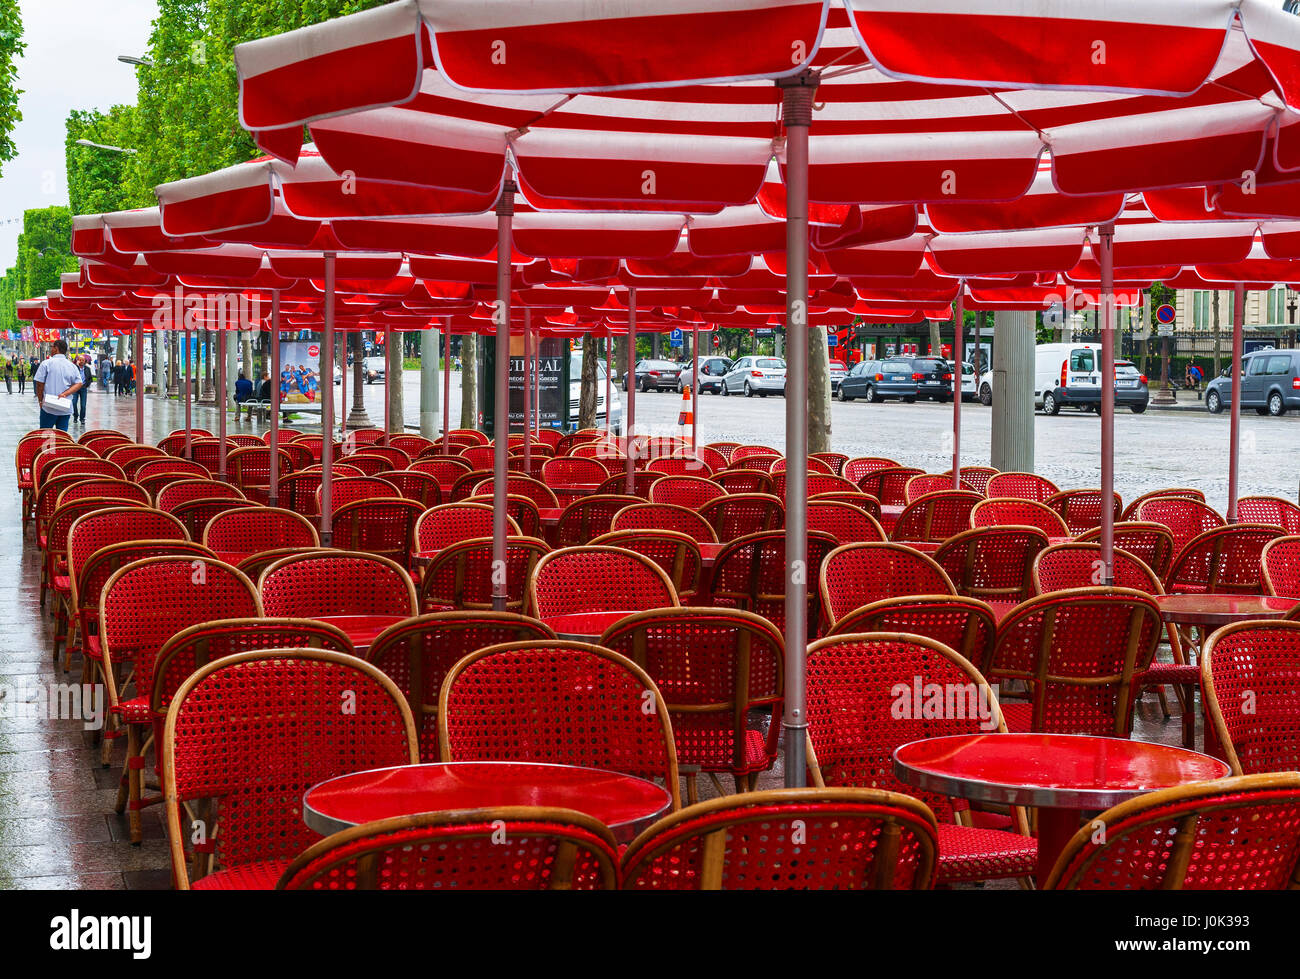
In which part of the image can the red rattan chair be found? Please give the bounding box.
[342,453,397,477]
[1032,542,1164,596]
[227,434,265,449]
[447,428,490,447]
[600,608,783,798]
[856,466,924,507]
[365,611,557,761]
[704,441,741,464]
[162,648,418,889]
[278,808,619,890]
[986,587,1164,737]
[184,438,236,475]
[819,542,956,628]
[226,446,295,505]
[317,475,401,513]
[770,456,834,476]
[527,546,679,619]
[1164,524,1283,595]
[383,470,443,507]
[724,453,779,474]
[1044,773,1300,890]
[155,433,199,457]
[1263,535,1300,598]
[1076,521,1177,579]
[293,435,342,462]
[806,633,1035,886]
[460,444,497,469]
[1133,496,1225,555]
[1045,489,1123,535]
[465,493,542,538]
[890,490,983,543]
[414,503,518,555]
[810,451,850,476]
[810,490,883,521]
[439,640,681,809]
[942,466,998,496]
[610,502,718,543]
[590,530,704,603]
[552,494,641,547]
[42,457,126,486]
[350,446,412,471]
[712,531,838,636]
[342,429,385,450]
[711,469,774,495]
[970,498,1069,537]
[330,498,428,571]
[202,507,320,566]
[730,445,780,463]
[541,457,609,506]
[1121,487,1206,521]
[104,444,168,471]
[134,457,208,484]
[100,557,262,842]
[420,537,550,613]
[387,434,434,457]
[827,595,999,674]
[596,470,661,498]
[260,551,418,620]
[84,433,134,457]
[36,475,142,546]
[984,471,1059,503]
[409,456,473,484]
[773,472,858,501]
[171,497,255,541]
[646,456,715,478]
[620,788,939,890]
[648,474,727,510]
[932,526,1051,619]
[700,493,784,541]
[1202,621,1300,776]
[905,473,976,501]
[806,500,886,543]
[468,473,557,508]
[234,546,334,581]
[1235,496,1300,533]
[842,456,901,483]
[155,478,246,512]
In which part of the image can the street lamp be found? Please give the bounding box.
[117,55,152,67]
[74,139,138,155]
[1288,291,1297,349]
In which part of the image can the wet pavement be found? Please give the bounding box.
[0,383,1197,889]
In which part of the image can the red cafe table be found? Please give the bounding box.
[544,610,636,642]
[893,732,1230,888]
[303,761,672,843]
[1155,593,1299,628]
[312,614,409,652]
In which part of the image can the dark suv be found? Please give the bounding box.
[907,357,956,403]
[838,359,918,403]
[1206,348,1300,416]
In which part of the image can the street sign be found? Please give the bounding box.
[669,327,683,347]
[712,335,720,348]
[827,334,838,347]
[1155,303,1176,325]
[1157,324,1174,337]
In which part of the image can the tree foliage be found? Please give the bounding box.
[0,206,78,331]
[65,107,153,215]
[0,0,23,175]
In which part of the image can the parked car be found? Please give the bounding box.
[837,359,917,403]
[569,358,623,432]
[1206,348,1300,416]
[721,356,787,397]
[907,356,955,403]
[361,356,385,384]
[623,359,683,392]
[1113,359,1150,414]
[678,356,732,394]
[828,360,848,393]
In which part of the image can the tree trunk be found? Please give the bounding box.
[807,324,832,454]
[387,333,403,433]
[460,332,478,431]
[1212,289,1222,376]
[928,318,942,357]
[578,340,598,430]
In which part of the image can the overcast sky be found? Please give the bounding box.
[0,1,158,271]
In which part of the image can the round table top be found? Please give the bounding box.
[303,761,672,842]
[312,614,409,649]
[893,733,1230,810]
[544,610,636,641]
[1154,593,1298,627]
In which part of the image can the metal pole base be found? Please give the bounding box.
[344,407,374,428]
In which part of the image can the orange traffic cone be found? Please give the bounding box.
[677,383,694,430]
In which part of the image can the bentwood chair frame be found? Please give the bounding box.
[527,545,680,619]
[420,536,551,613]
[1201,620,1300,776]
[590,530,705,603]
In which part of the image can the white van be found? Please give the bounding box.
[975,342,1104,414]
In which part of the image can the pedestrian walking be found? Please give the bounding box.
[73,355,92,424]
[16,357,26,395]
[33,339,84,433]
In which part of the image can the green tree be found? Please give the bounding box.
[65,106,153,215]
[16,206,78,298]
[0,0,24,176]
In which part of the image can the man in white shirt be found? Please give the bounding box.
[33,339,85,432]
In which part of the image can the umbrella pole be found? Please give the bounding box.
[951,289,964,489]
[383,334,391,448]
[269,292,281,508]
[691,326,699,453]
[523,308,532,471]
[625,289,637,494]
[780,73,816,789]
[1228,282,1244,523]
[135,322,145,444]
[184,327,193,460]
[534,324,541,438]
[492,180,515,612]
[605,336,612,438]
[339,330,348,447]
[320,253,336,545]
[216,329,227,481]
[442,321,451,453]
[1099,223,1116,584]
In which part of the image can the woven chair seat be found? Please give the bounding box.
[936,824,1038,884]
[191,859,291,891]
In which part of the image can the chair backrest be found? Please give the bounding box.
[351,446,412,470]
[711,530,839,635]
[806,500,886,543]
[100,557,262,711]
[810,490,883,520]
[932,526,1051,606]
[970,498,1069,537]
[278,808,619,890]
[730,445,780,464]
[54,478,151,511]
[1165,524,1283,595]
[1032,543,1162,595]
[1075,521,1177,578]
[987,587,1164,737]
[610,502,718,543]
[771,456,834,476]
[410,456,473,483]
[47,499,147,569]
[591,528,705,601]
[43,457,126,486]
[202,507,320,563]
[842,456,901,483]
[620,787,938,890]
[1045,489,1123,535]
[810,451,849,476]
[439,640,680,808]
[1121,487,1206,521]
[73,540,215,633]
[819,542,956,627]
[1263,535,1300,598]
[421,536,550,613]
[331,498,427,569]
[364,611,557,761]
[827,595,999,674]
[388,434,435,457]
[595,470,661,497]
[806,633,1010,827]
[1202,621,1300,776]
[704,441,741,464]
[383,470,443,507]
[542,456,607,490]
[699,493,784,541]
[856,466,924,506]
[905,473,975,501]
[341,453,396,477]
[646,456,714,478]
[460,444,497,469]
[711,469,774,495]
[134,458,208,484]
[467,473,557,508]
[464,493,541,538]
[1045,773,1300,890]
[773,472,858,501]
[985,471,1059,503]
[890,490,983,543]
[226,446,295,499]
[647,474,727,510]
[1236,496,1300,534]
[415,503,518,553]
[317,475,401,513]
[943,466,998,495]
[235,546,334,581]
[156,478,246,511]
[599,607,784,775]
[552,494,642,547]
[184,438,233,474]
[260,551,418,618]
[528,545,679,619]
[162,648,418,888]
[1133,496,1225,554]
[171,497,255,540]
[104,444,167,469]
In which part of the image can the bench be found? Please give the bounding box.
[235,399,324,424]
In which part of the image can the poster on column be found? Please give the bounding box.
[278,340,323,404]
[509,336,566,431]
